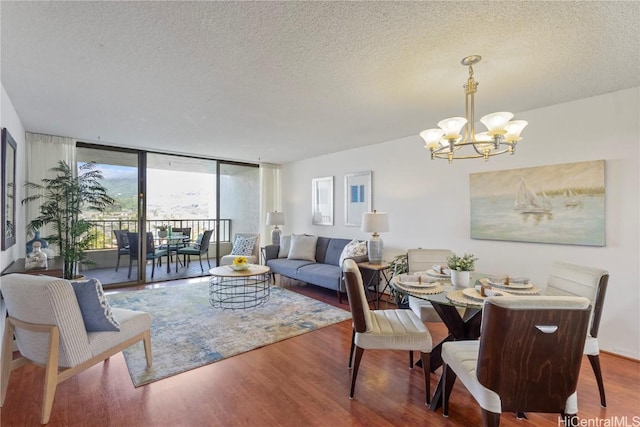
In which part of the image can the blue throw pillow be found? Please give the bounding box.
[70,278,120,332]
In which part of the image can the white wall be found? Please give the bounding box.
[1,84,26,271]
[281,87,640,360]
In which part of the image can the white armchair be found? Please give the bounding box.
[1,274,152,424]
[220,233,261,266]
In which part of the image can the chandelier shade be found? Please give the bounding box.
[420,55,528,163]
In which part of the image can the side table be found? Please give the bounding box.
[357,261,392,309]
[1,257,64,278]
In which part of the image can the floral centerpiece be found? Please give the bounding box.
[447,253,477,272]
[231,256,249,271]
[447,252,478,287]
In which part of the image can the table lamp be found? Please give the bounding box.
[361,210,389,264]
[266,211,285,245]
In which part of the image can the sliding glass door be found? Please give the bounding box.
[76,145,141,286]
[76,144,259,287]
[146,153,218,280]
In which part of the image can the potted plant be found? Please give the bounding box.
[22,161,115,279]
[389,253,409,307]
[155,224,169,238]
[447,252,478,287]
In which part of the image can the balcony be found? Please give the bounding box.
[81,218,232,285]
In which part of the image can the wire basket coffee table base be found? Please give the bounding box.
[208,265,271,310]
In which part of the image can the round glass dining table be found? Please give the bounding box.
[391,271,571,410]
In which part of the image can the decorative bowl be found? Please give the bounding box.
[230,263,249,271]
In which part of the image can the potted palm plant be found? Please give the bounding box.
[22,161,115,279]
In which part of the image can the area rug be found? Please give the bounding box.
[107,281,351,386]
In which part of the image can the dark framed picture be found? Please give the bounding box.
[2,127,17,250]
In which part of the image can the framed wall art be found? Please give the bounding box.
[344,171,372,227]
[2,127,17,250]
[470,160,605,246]
[312,176,334,225]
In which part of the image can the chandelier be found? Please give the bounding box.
[420,55,528,163]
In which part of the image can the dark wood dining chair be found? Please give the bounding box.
[441,296,591,427]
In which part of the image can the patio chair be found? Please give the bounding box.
[1,274,152,424]
[113,230,130,272]
[178,229,214,272]
[126,232,168,279]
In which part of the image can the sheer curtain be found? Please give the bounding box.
[25,132,76,254]
[259,163,281,246]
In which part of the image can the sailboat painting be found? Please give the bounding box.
[470,160,605,246]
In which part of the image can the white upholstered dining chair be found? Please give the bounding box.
[342,259,433,404]
[441,296,592,427]
[1,274,152,424]
[547,260,610,407]
[407,249,453,323]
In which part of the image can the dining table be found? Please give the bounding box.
[155,233,191,273]
[391,269,574,411]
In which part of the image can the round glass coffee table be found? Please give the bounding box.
[208,264,271,309]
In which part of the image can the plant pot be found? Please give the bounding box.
[450,270,471,287]
[158,230,168,238]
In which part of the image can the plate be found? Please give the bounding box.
[462,287,510,301]
[426,268,450,278]
[486,278,533,289]
[396,274,439,288]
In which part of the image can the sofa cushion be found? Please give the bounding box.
[314,237,332,264]
[267,258,315,278]
[278,235,291,258]
[288,234,318,261]
[339,239,368,267]
[296,263,343,291]
[324,238,351,266]
[230,235,257,256]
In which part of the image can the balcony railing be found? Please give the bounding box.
[88,219,231,250]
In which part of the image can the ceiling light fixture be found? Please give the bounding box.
[420,55,528,163]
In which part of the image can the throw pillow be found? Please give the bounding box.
[230,235,257,256]
[339,239,368,266]
[288,234,318,262]
[70,278,121,332]
[278,235,291,258]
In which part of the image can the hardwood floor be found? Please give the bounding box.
[1,278,639,426]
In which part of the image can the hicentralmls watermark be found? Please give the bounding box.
[558,416,640,427]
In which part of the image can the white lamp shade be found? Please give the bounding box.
[437,117,467,139]
[266,211,285,226]
[420,128,445,148]
[480,112,514,135]
[361,212,389,233]
[504,120,528,142]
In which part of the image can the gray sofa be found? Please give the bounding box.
[264,236,368,301]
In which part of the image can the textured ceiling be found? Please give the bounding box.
[1,1,639,164]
